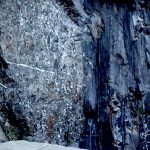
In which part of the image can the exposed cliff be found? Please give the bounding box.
[0,0,150,150]
[78,0,150,150]
[0,0,89,145]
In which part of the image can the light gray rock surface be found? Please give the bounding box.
[0,140,86,150]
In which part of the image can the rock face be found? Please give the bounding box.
[0,140,86,150]
[0,0,150,150]
[0,0,89,146]
[79,0,150,150]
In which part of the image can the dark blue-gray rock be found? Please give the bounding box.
[144,94,150,114]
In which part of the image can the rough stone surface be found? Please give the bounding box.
[0,140,86,150]
[0,0,150,150]
[78,0,150,150]
[0,0,91,146]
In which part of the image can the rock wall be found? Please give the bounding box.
[79,0,150,150]
[0,0,91,146]
[0,0,150,150]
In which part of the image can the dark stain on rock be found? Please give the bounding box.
[56,0,81,23]
[54,59,59,70]
[0,102,30,140]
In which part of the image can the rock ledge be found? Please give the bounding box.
[0,140,86,150]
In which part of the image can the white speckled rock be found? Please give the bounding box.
[0,141,86,150]
[0,0,91,145]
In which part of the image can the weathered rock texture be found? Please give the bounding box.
[0,0,90,146]
[78,0,150,150]
[0,0,150,150]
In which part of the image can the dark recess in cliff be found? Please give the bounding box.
[79,0,150,150]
